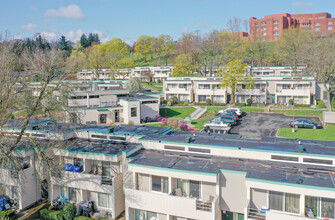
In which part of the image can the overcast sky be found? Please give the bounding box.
[1,0,334,43]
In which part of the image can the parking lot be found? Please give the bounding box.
[230,112,321,139]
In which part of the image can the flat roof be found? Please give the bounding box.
[55,138,139,156]
[140,130,335,157]
[77,124,171,136]
[71,89,129,96]
[129,149,335,190]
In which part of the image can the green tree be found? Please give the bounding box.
[218,60,254,104]
[172,54,198,77]
[108,52,135,79]
[134,35,154,62]
[57,36,72,56]
[125,78,144,93]
[87,45,108,79]
[102,38,130,54]
[157,34,174,65]
[80,34,89,48]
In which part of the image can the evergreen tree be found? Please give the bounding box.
[88,33,94,47]
[80,34,89,48]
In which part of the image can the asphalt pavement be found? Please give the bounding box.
[230,112,321,139]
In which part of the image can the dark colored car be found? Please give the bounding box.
[289,119,322,129]
[211,116,237,126]
[215,112,239,121]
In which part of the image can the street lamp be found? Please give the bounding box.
[292,99,295,133]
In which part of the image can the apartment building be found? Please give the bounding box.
[67,90,160,125]
[164,66,317,105]
[250,12,335,42]
[3,120,335,219]
[77,66,173,82]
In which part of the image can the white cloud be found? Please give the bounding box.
[40,31,58,41]
[13,35,22,40]
[45,4,86,20]
[291,1,314,8]
[65,29,84,42]
[21,23,38,30]
[181,27,189,34]
[196,21,210,29]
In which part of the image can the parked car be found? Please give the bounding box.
[219,108,243,117]
[211,116,237,126]
[289,119,322,129]
[216,112,239,121]
[204,121,231,128]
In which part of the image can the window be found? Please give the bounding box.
[262,33,267,36]
[256,28,259,31]
[261,27,267,31]
[142,100,158,104]
[274,26,279,30]
[135,209,157,220]
[285,193,300,214]
[60,187,77,202]
[269,191,300,214]
[98,192,112,209]
[176,179,201,199]
[328,27,333,30]
[303,158,333,165]
[188,147,210,153]
[212,84,220,89]
[315,28,320,31]
[328,21,333,25]
[269,191,283,211]
[274,37,279,40]
[321,198,334,218]
[255,22,258,26]
[73,158,83,167]
[315,22,321,26]
[273,20,279,24]
[271,155,299,162]
[273,31,279,35]
[261,21,267,25]
[198,95,208,103]
[164,145,185,151]
[99,114,107,124]
[131,107,137,117]
[189,180,200,199]
[151,175,168,193]
[199,84,210,89]
[305,196,335,218]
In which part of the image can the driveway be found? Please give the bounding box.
[230,113,321,139]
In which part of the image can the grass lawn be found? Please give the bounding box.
[144,83,163,92]
[269,109,324,118]
[14,109,45,117]
[159,107,196,119]
[143,123,170,128]
[277,125,335,141]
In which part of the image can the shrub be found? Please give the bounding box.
[235,103,246,107]
[169,96,178,104]
[167,101,172,106]
[40,209,52,219]
[179,123,188,131]
[212,103,226,106]
[63,203,76,220]
[157,79,161,84]
[161,100,167,104]
[74,217,93,220]
[206,99,212,105]
[49,210,63,220]
[161,118,168,125]
[184,102,189,106]
[288,99,294,105]
[194,102,207,106]
[246,98,252,106]
[294,104,311,107]
[0,210,15,219]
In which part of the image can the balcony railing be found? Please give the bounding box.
[276,89,310,96]
[236,88,266,95]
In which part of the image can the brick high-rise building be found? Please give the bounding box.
[250,12,335,42]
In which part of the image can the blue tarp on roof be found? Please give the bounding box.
[0,196,10,211]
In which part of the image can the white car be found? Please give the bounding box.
[219,107,242,116]
[204,121,231,128]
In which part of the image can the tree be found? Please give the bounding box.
[102,38,130,54]
[276,27,309,75]
[218,60,254,104]
[57,36,72,56]
[125,78,144,93]
[108,51,135,79]
[172,54,198,77]
[305,35,335,111]
[134,35,154,62]
[80,34,89,48]
[246,40,269,67]
[87,45,108,79]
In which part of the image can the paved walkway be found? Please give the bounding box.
[190,106,207,120]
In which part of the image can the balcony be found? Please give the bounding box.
[236,88,266,95]
[51,169,115,193]
[165,87,191,93]
[276,89,310,96]
[125,188,217,220]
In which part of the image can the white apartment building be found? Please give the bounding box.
[77,66,173,82]
[164,75,317,105]
[3,121,335,220]
[67,90,160,125]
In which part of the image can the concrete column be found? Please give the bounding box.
[87,93,90,107]
[299,194,305,216]
[168,177,172,194]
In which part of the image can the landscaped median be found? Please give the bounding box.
[277,125,335,141]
